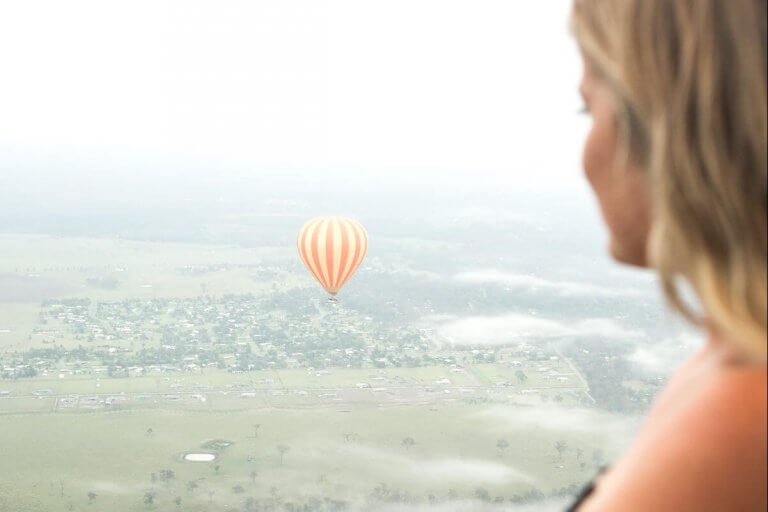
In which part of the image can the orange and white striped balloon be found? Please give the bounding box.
[297,217,368,296]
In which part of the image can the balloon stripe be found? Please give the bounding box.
[300,222,313,282]
[333,225,344,289]
[339,220,356,289]
[316,219,332,288]
[331,219,343,291]
[310,219,326,288]
[347,221,367,288]
[360,222,368,265]
[303,219,323,287]
[297,220,314,278]
[326,219,336,291]
[337,220,362,291]
[351,221,366,270]
[336,220,351,290]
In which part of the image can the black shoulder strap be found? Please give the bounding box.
[564,465,609,512]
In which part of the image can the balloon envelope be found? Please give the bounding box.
[297,217,368,296]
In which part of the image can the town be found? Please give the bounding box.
[1,289,603,410]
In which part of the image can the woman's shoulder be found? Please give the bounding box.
[647,344,765,446]
[676,361,766,465]
[673,351,765,420]
[579,352,766,512]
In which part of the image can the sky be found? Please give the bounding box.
[0,0,586,189]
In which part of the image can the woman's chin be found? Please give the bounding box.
[609,238,648,268]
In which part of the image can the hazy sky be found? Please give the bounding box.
[0,1,586,189]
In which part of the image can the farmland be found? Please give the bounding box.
[0,234,653,511]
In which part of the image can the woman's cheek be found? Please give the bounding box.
[582,109,624,245]
[582,122,601,188]
[583,115,613,206]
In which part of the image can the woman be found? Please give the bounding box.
[567,0,766,510]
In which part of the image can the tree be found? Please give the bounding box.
[143,492,155,508]
[496,439,509,457]
[401,437,415,450]
[233,485,245,494]
[146,428,153,436]
[515,370,528,385]
[245,497,256,511]
[186,481,198,493]
[554,440,568,461]
[208,490,215,503]
[474,488,491,502]
[213,464,221,475]
[174,496,182,508]
[250,471,258,484]
[576,448,584,461]
[253,423,261,438]
[277,444,290,466]
[87,492,96,504]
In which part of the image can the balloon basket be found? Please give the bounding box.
[326,296,339,305]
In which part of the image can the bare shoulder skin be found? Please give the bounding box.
[579,340,766,511]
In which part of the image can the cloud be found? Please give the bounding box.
[419,313,459,324]
[626,331,703,376]
[472,405,640,440]
[435,313,644,346]
[301,442,535,487]
[453,270,644,298]
[416,459,534,486]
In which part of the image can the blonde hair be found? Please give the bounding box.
[571,0,767,362]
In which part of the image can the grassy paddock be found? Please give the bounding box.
[0,403,613,512]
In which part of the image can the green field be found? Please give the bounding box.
[0,234,298,307]
[0,402,616,512]
[0,234,626,511]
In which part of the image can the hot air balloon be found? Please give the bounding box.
[297,217,368,302]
